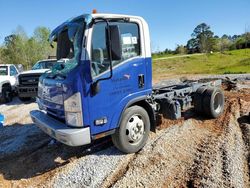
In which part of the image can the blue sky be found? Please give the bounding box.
[0,0,249,51]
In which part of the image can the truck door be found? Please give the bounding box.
[87,20,147,135]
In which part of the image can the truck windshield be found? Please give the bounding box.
[32,60,56,70]
[49,20,85,77]
[0,66,8,76]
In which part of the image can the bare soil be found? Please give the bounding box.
[0,78,249,188]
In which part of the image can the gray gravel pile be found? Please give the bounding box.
[188,102,248,187]
[112,120,211,187]
[51,147,127,188]
[186,73,250,81]
[155,73,250,88]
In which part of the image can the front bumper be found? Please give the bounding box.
[17,86,38,98]
[30,110,91,146]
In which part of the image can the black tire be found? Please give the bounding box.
[112,105,150,153]
[193,86,207,114]
[2,87,12,103]
[248,112,250,123]
[203,87,224,118]
[18,97,31,102]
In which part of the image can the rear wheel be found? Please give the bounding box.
[193,86,207,114]
[112,106,150,153]
[248,112,250,123]
[203,87,224,118]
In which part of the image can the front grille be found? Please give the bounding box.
[19,87,38,92]
[19,74,42,86]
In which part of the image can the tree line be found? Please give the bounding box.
[0,26,55,69]
[0,23,249,67]
[154,23,250,56]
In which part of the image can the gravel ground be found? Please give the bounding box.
[51,148,126,188]
[0,98,47,161]
[106,98,250,188]
[0,97,38,125]
[0,124,49,161]
[0,74,249,188]
[154,73,250,88]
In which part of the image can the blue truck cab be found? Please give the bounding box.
[31,13,225,153]
[30,13,155,153]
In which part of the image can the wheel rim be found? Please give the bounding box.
[213,92,223,114]
[125,114,145,144]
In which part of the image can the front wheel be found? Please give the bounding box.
[2,87,12,103]
[112,105,150,153]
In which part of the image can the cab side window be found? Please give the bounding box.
[91,21,140,77]
[119,22,140,62]
[10,66,18,76]
[91,22,109,77]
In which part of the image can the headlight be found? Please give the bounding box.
[64,92,83,127]
[38,82,42,98]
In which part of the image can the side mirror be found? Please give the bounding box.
[109,25,122,61]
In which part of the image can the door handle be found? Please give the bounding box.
[138,74,145,88]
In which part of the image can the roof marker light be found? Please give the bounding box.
[92,9,97,14]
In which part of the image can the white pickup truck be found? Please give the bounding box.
[0,64,19,103]
[17,59,57,101]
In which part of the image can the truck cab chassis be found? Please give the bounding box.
[30,13,224,153]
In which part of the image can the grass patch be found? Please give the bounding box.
[153,49,250,80]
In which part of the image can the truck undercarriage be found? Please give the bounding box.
[152,79,224,120]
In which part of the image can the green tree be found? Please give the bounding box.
[0,47,4,64]
[235,37,245,49]
[164,48,173,54]
[33,27,54,58]
[1,26,55,69]
[2,34,27,66]
[187,38,198,53]
[187,23,215,53]
[219,37,232,53]
[244,32,250,48]
[193,23,214,53]
[175,45,187,54]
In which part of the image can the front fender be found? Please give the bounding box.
[109,89,151,130]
